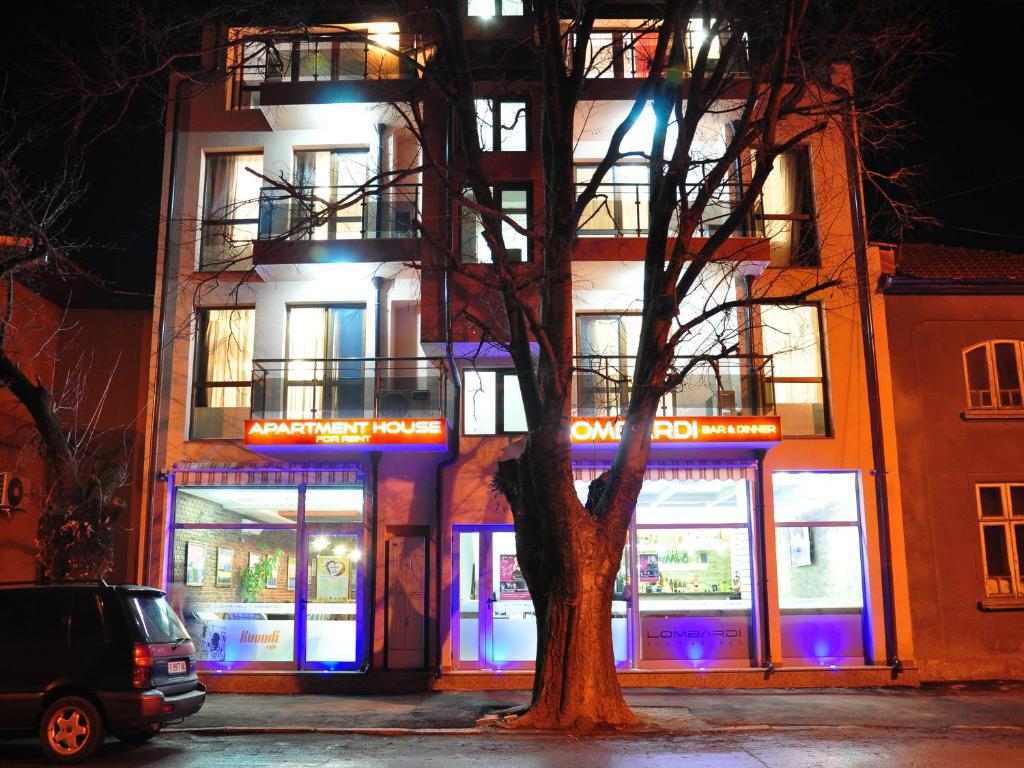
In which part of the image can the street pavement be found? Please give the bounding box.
[3,685,1024,765]
[4,730,1024,767]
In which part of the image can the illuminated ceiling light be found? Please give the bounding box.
[312,537,329,552]
[349,548,362,563]
[333,543,349,556]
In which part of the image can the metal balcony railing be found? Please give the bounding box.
[251,357,448,421]
[575,180,763,239]
[567,26,748,80]
[258,184,421,241]
[573,354,775,418]
[231,32,423,108]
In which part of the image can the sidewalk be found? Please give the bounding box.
[168,684,1024,734]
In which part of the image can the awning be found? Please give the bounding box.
[171,461,364,487]
[572,459,754,483]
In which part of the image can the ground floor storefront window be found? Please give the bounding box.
[450,470,870,671]
[772,471,866,664]
[169,477,366,670]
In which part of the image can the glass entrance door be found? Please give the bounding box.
[453,526,630,670]
[300,528,363,669]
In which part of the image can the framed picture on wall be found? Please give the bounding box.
[216,547,233,588]
[789,527,813,567]
[185,542,206,586]
[287,557,296,591]
[266,555,279,589]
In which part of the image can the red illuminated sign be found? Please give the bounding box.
[245,418,448,447]
[569,416,781,445]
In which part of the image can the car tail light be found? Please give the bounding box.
[133,643,154,689]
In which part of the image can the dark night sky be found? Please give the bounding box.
[2,2,1023,294]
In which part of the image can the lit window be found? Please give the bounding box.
[475,99,528,151]
[976,483,1024,598]
[773,471,865,663]
[200,152,263,271]
[191,308,255,439]
[760,304,828,436]
[467,0,524,18]
[463,369,527,435]
[964,340,1024,411]
[460,186,530,263]
[760,147,818,267]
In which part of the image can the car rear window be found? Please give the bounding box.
[126,594,189,643]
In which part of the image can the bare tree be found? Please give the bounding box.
[0,114,130,580]
[409,0,923,729]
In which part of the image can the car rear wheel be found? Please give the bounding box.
[115,728,159,744]
[39,695,105,764]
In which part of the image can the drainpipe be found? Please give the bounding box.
[843,98,900,673]
[142,74,188,586]
[433,101,461,677]
[753,449,773,675]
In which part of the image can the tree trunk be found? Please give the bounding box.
[496,443,639,731]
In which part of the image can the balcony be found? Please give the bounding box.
[575,180,763,239]
[251,357,448,422]
[259,184,421,242]
[231,32,423,109]
[573,354,775,418]
[567,25,748,81]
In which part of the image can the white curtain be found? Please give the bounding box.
[761,152,797,266]
[204,309,255,407]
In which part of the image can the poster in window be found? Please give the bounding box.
[638,553,661,585]
[316,554,350,600]
[287,557,296,591]
[789,527,813,567]
[498,554,530,600]
[185,542,206,586]
[215,547,233,588]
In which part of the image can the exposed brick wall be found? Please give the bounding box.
[171,491,296,608]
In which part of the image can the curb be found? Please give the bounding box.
[163,723,1024,738]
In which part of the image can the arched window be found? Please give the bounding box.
[963,341,1024,410]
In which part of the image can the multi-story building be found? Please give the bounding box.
[882,244,1024,681]
[142,6,919,691]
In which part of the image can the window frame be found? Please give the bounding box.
[976,482,1024,600]
[474,98,530,152]
[963,340,1024,414]
[759,145,819,268]
[459,183,533,263]
[467,0,526,18]
[190,306,256,440]
[462,367,528,436]
[759,301,832,438]
[199,151,264,272]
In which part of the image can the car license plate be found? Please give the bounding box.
[167,660,188,675]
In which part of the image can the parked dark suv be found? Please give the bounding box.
[0,582,205,763]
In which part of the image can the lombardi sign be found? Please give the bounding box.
[569,416,781,445]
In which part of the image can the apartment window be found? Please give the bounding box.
[285,305,366,419]
[976,483,1024,598]
[460,186,530,263]
[475,99,528,151]
[964,340,1024,411]
[191,308,255,440]
[463,369,527,435]
[467,0,524,17]
[760,304,828,436]
[200,152,263,271]
[760,147,818,267]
